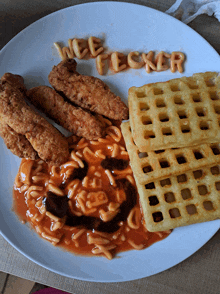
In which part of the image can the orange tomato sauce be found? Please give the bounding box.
[13,124,171,259]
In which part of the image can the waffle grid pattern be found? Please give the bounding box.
[121,121,220,184]
[129,72,220,152]
[135,164,220,232]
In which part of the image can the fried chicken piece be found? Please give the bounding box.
[27,86,105,140]
[0,73,69,166]
[1,73,27,94]
[0,120,38,160]
[48,59,129,120]
[0,73,38,159]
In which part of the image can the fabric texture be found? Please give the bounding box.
[166,0,220,23]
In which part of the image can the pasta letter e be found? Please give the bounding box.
[111,52,127,73]
[88,36,104,57]
[72,38,89,59]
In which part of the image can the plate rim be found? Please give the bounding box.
[0,1,220,283]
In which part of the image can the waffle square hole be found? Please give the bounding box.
[211,145,220,155]
[210,165,220,175]
[186,204,197,215]
[194,151,204,160]
[170,84,180,92]
[145,182,155,190]
[144,130,155,139]
[177,174,187,183]
[169,208,181,218]
[178,110,187,119]
[215,181,220,191]
[203,201,214,211]
[214,105,220,115]
[210,91,219,101]
[193,169,203,179]
[154,88,164,95]
[162,127,172,136]
[156,99,166,108]
[160,178,171,187]
[136,91,146,98]
[138,151,148,158]
[159,113,169,122]
[174,96,184,105]
[196,107,206,117]
[149,195,159,206]
[187,79,199,89]
[176,155,187,164]
[139,102,150,111]
[143,165,153,174]
[181,124,191,133]
[164,192,175,203]
[200,121,209,130]
[159,160,170,168]
[181,188,192,200]
[206,79,215,87]
[198,185,208,195]
[142,116,152,125]
[152,211,163,222]
[192,93,202,102]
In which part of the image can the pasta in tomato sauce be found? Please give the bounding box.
[13,122,171,259]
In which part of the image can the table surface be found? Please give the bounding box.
[0,1,220,293]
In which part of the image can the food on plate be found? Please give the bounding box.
[54,36,185,75]
[141,51,157,73]
[96,53,109,75]
[128,72,220,152]
[48,58,129,120]
[27,86,105,140]
[134,163,220,232]
[0,73,69,166]
[125,72,220,232]
[13,122,171,259]
[3,60,169,259]
[0,120,39,160]
[7,55,217,258]
[170,52,185,73]
[127,51,145,69]
[121,121,220,231]
[0,73,38,159]
[1,72,27,94]
[110,52,127,73]
[121,121,220,184]
[88,36,104,57]
[150,51,185,73]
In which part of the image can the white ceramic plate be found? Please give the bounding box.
[0,1,219,282]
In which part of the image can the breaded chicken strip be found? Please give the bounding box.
[0,74,69,166]
[0,120,38,160]
[27,86,105,140]
[48,59,129,120]
[1,73,27,94]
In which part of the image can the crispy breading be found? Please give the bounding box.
[27,86,105,140]
[0,120,38,160]
[48,59,129,120]
[0,75,69,166]
[0,73,38,159]
[1,73,27,94]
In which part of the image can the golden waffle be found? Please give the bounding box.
[129,72,220,152]
[135,164,220,232]
[121,121,220,184]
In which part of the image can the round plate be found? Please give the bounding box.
[0,1,219,282]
